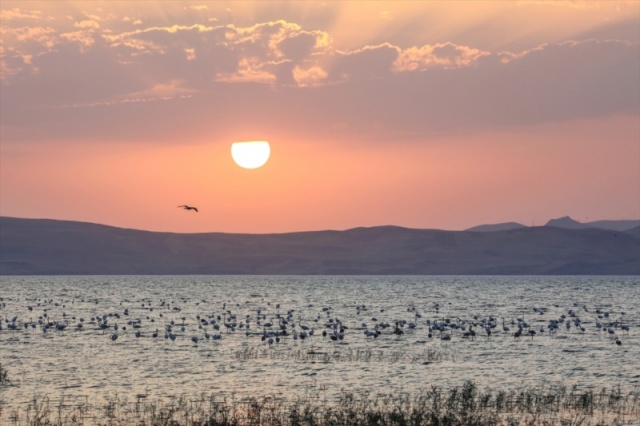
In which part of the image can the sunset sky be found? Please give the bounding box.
[1,1,639,233]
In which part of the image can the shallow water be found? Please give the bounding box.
[0,276,638,414]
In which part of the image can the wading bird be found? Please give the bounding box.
[178,205,198,212]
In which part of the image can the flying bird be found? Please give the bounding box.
[178,205,198,212]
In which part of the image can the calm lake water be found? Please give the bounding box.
[0,275,638,415]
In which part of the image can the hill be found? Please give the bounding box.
[625,225,640,239]
[545,216,640,231]
[545,216,587,229]
[466,222,527,232]
[584,219,640,232]
[1,217,638,275]
[467,217,638,232]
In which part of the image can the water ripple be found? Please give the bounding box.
[0,275,638,410]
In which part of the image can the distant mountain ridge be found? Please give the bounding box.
[545,216,640,232]
[466,217,640,232]
[545,216,587,229]
[1,216,638,275]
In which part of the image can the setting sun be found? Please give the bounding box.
[231,141,271,169]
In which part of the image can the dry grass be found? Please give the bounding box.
[2,380,639,426]
[0,364,11,387]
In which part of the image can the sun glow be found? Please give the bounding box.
[231,141,271,169]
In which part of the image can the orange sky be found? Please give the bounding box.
[1,1,639,233]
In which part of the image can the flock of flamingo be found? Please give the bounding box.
[0,296,631,348]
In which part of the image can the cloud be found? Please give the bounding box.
[1,25,57,46]
[74,20,100,29]
[293,65,328,86]
[81,11,103,22]
[97,20,333,86]
[218,20,331,84]
[355,39,640,136]
[277,31,320,61]
[184,47,196,61]
[0,50,32,79]
[0,8,47,21]
[91,19,491,87]
[330,43,399,81]
[102,23,218,54]
[0,10,637,145]
[0,25,57,77]
[60,30,97,48]
[215,57,277,84]
[395,42,490,71]
[61,79,197,106]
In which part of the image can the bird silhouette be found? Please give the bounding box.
[178,205,198,212]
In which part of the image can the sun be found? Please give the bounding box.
[231,141,271,169]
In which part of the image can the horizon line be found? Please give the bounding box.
[2,215,639,236]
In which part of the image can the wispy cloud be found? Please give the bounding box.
[74,20,100,29]
[0,7,49,21]
[395,42,490,71]
[189,5,208,12]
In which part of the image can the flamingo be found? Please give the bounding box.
[502,318,510,333]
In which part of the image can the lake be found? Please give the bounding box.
[0,275,638,423]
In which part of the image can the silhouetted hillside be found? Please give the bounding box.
[466,222,527,232]
[545,216,640,231]
[468,217,638,232]
[1,217,638,275]
[545,216,587,229]
[586,219,640,232]
[625,225,640,239]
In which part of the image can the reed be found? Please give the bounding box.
[3,381,639,426]
[0,362,11,422]
[0,363,11,387]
